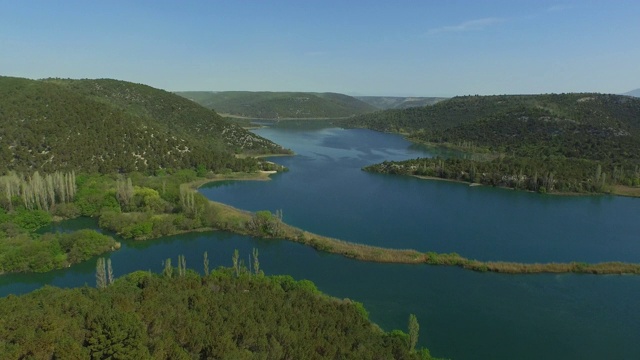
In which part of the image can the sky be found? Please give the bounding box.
[1,0,639,96]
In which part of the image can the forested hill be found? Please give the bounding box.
[345,93,640,163]
[349,93,640,194]
[175,91,378,119]
[0,77,289,175]
[355,96,447,110]
[0,267,435,359]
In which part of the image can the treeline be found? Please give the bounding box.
[0,169,215,274]
[365,157,640,193]
[0,225,117,274]
[344,94,640,166]
[0,169,120,274]
[0,167,291,275]
[407,113,640,167]
[355,96,447,110]
[97,173,225,240]
[0,76,290,175]
[0,263,437,359]
[0,171,76,211]
[176,91,377,119]
[345,93,640,134]
[344,93,640,194]
[0,200,118,274]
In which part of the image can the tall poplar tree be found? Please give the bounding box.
[96,258,107,289]
[408,314,419,353]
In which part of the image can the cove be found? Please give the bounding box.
[199,123,640,359]
[201,126,640,264]
[1,124,639,359]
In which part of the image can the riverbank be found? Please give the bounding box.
[193,176,640,275]
[412,174,640,198]
[364,135,640,198]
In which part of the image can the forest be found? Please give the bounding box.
[0,262,436,359]
[0,76,291,175]
[0,168,232,274]
[365,156,640,194]
[346,93,640,194]
[176,91,377,119]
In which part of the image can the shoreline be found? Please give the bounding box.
[220,114,352,121]
[189,174,640,275]
[370,134,640,199]
[409,174,640,198]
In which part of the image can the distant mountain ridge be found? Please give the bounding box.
[345,93,640,164]
[350,93,640,194]
[0,76,288,175]
[355,96,447,109]
[175,91,377,119]
[624,88,640,97]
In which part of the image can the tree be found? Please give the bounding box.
[232,249,239,276]
[163,258,173,278]
[86,309,150,359]
[107,258,114,285]
[203,251,209,276]
[116,177,134,210]
[96,258,107,289]
[178,255,186,277]
[408,314,419,353]
[252,248,260,275]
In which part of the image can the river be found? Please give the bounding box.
[1,124,639,359]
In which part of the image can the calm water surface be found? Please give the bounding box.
[1,124,639,360]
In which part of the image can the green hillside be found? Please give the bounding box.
[347,94,640,194]
[176,91,378,119]
[356,96,447,109]
[0,77,289,175]
[0,266,435,359]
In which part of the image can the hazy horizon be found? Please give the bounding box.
[2,1,639,97]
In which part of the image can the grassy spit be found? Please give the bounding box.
[195,176,640,275]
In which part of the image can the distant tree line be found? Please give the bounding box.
[365,157,640,194]
[346,93,640,194]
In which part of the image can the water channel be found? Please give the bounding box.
[1,123,639,359]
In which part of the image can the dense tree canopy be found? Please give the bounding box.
[176,91,377,119]
[0,267,436,359]
[0,76,290,175]
[346,93,640,194]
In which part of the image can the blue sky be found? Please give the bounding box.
[1,0,639,96]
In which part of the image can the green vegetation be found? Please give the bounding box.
[5,167,637,276]
[345,93,640,195]
[176,91,377,119]
[0,165,290,275]
[0,76,290,175]
[365,157,640,194]
[355,96,447,110]
[0,221,117,274]
[0,261,436,359]
[0,170,119,274]
[0,75,294,274]
[201,192,640,275]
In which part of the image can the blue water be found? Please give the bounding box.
[201,126,640,264]
[2,124,640,359]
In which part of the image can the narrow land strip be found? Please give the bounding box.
[194,176,640,275]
